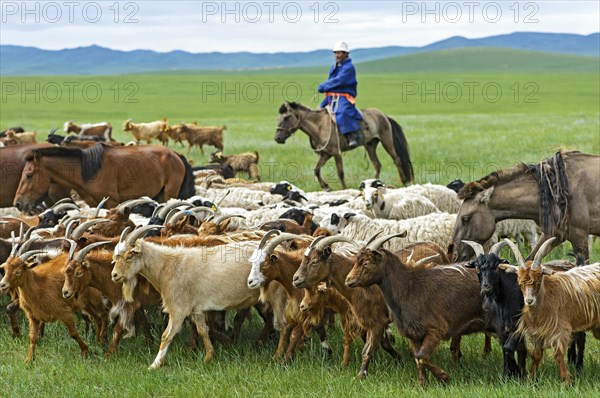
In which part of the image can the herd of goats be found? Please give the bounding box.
[0,120,599,387]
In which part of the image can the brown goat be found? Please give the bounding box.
[503,238,600,383]
[0,250,106,363]
[300,283,360,367]
[209,151,260,181]
[344,232,492,386]
[246,232,330,362]
[61,243,160,356]
[292,235,402,379]
[181,124,225,154]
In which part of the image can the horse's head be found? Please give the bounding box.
[451,186,497,262]
[275,102,301,144]
[13,151,51,214]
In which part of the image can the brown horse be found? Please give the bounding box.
[452,151,600,265]
[13,144,195,213]
[1,143,71,208]
[275,102,413,191]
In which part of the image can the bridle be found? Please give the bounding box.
[276,110,303,137]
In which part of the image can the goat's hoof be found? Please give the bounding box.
[148,362,162,370]
[355,371,367,380]
[203,354,214,364]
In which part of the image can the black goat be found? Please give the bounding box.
[463,241,527,378]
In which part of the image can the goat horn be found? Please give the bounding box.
[59,213,83,227]
[461,240,485,258]
[212,214,245,226]
[16,236,41,256]
[75,241,111,263]
[10,231,18,257]
[365,230,384,247]
[70,219,110,241]
[93,197,110,218]
[118,226,131,245]
[126,225,164,246]
[367,231,407,251]
[503,239,525,268]
[264,233,303,255]
[216,189,230,206]
[489,241,507,257]
[414,254,440,267]
[167,209,202,226]
[315,235,358,252]
[532,237,557,270]
[498,263,519,273]
[49,127,57,135]
[51,198,74,209]
[257,229,281,250]
[62,238,78,261]
[18,249,48,263]
[116,197,156,215]
[52,202,79,215]
[156,201,192,221]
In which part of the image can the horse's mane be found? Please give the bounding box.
[459,150,576,239]
[279,102,317,114]
[26,143,105,182]
[458,163,532,200]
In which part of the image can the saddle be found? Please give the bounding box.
[325,105,368,146]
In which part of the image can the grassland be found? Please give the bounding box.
[0,63,599,396]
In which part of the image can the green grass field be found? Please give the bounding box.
[1,62,599,396]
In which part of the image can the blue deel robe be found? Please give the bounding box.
[318,58,363,134]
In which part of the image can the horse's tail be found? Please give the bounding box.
[387,116,414,184]
[177,154,195,199]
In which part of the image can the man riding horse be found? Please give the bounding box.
[318,41,362,148]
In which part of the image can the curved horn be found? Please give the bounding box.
[70,219,110,241]
[16,236,41,256]
[367,231,407,251]
[116,197,156,215]
[489,240,508,257]
[64,219,80,240]
[93,197,110,218]
[151,203,164,219]
[62,238,78,261]
[216,189,230,206]
[365,230,384,247]
[264,233,302,255]
[414,254,440,267]
[308,235,326,250]
[212,214,245,226]
[52,202,79,215]
[10,231,18,257]
[18,249,48,263]
[51,198,74,209]
[192,207,215,222]
[59,213,83,227]
[167,209,202,226]
[461,240,485,258]
[156,201,192,221]
[315,235,358,252]
[126,225,164,246]
[49,127,57,135]
[257,229,281,250]
[532,237,557,269]
[503,239,525,268]
[75,241,111,263]
[118,226,131,245]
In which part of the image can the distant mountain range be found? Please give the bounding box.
[1,32,598,75]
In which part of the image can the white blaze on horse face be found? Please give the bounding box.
[247,248,267,288]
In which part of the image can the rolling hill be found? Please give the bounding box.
[1,32,598,75]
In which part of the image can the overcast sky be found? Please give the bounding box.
[1,1,598,52]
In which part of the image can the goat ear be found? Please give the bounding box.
[269,253,278,262]
[25,259,40,269]
[464,261,475,269]
[379,201,385,211]
[541,267,555,275]
[343,212,356,221]
[83,260,90,269]
[372,250,383,263]
[478,187,494,205]
[323,247,332,258]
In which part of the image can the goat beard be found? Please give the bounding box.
[121,276,138,303]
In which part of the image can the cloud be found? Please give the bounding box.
[1,1,598,52]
